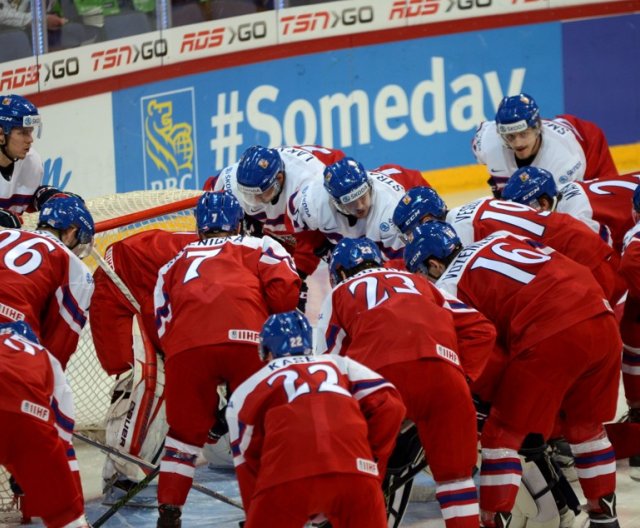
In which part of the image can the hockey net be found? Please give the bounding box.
[0,189,201,520]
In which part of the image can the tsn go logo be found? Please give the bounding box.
[43,57,79,81]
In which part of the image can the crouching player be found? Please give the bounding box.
[0,321,89,527]
[227,311,406,528]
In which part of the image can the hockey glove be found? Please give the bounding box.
[297,273,309,313]
[313,238,336,263]
[242,214,264,237]
[208,405,229,443]
[472,394,491,434]
[0,208,21,229]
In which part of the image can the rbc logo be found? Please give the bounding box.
[141,89,199,190]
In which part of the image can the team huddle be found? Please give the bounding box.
[0,90,636,528]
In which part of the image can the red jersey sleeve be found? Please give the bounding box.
[258,236,302,314]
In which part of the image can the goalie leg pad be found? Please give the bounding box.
[102,351,168,484]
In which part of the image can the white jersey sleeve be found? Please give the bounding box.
[48,352,76,444]
[556,182,612,245]
[0,149,44,214]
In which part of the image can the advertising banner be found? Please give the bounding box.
[562,13,640,146]
[112,22,562,191]
[36,94,116,198]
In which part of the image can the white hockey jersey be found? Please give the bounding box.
[213,146,332,237]
[473,119,586,193]
[289,171,406,260]
[0,148,44,214]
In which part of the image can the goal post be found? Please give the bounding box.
[0,189,202,520]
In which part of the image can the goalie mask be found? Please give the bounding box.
[258,311,313,361]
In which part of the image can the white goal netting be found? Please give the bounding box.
[0,189,202,520]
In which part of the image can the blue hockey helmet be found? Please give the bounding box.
[392,186,447,236]
[236,146,284,196]
[0,320,39,344]
[329,237,383,286]
[38,196,95,258]
[403,221,461,274]
[633,184,640,213]
[259,310,313,361]
[323,157,371,213]
[495,93,540,136]
[195,191,244,236]
[502,167,558,209]
[0,95,42,137]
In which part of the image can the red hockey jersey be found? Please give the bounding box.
[436,233,612,355]
[154,235,301,356]
[0,229,93,369]
[91,229,198,375]
[227,354,405,505]
[316,267,496,382]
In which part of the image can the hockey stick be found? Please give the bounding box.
[91,247,141,311]
[73,432,244,510]
[92,465,161,527]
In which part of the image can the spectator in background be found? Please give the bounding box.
[0,0,67,31]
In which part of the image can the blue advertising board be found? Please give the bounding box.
[112,23,563,192]
[562,13,640,146]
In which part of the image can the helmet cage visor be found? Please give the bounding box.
[3,114,43,138]
[332,181,372,215]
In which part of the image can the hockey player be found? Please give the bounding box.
[0,94,83,228]
[289,157,407,263]
[615,183,640,479]
[90,228,198,501]
[405,221,622,528]
[371,162,429,190]
[502,166,640,253]
[91,229,198,376]
[472,93,618,198]
[153,190,301,527]
[393,184,625,305]
[0,321,89,528]
[207,144,343,310]
[0,195,94,369]
[227,310,406,528]
[316,237,497,528]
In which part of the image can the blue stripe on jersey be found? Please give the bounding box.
[448,301,469,310]
[352,379,387,393]
[61,284,87,328]
[481,460,522,472]
[0,195,31,208]
[264,213,286,227]
[50,397,74,432]
[325,325,340,351]
[437,490,478,505]
[575,450,615,466]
